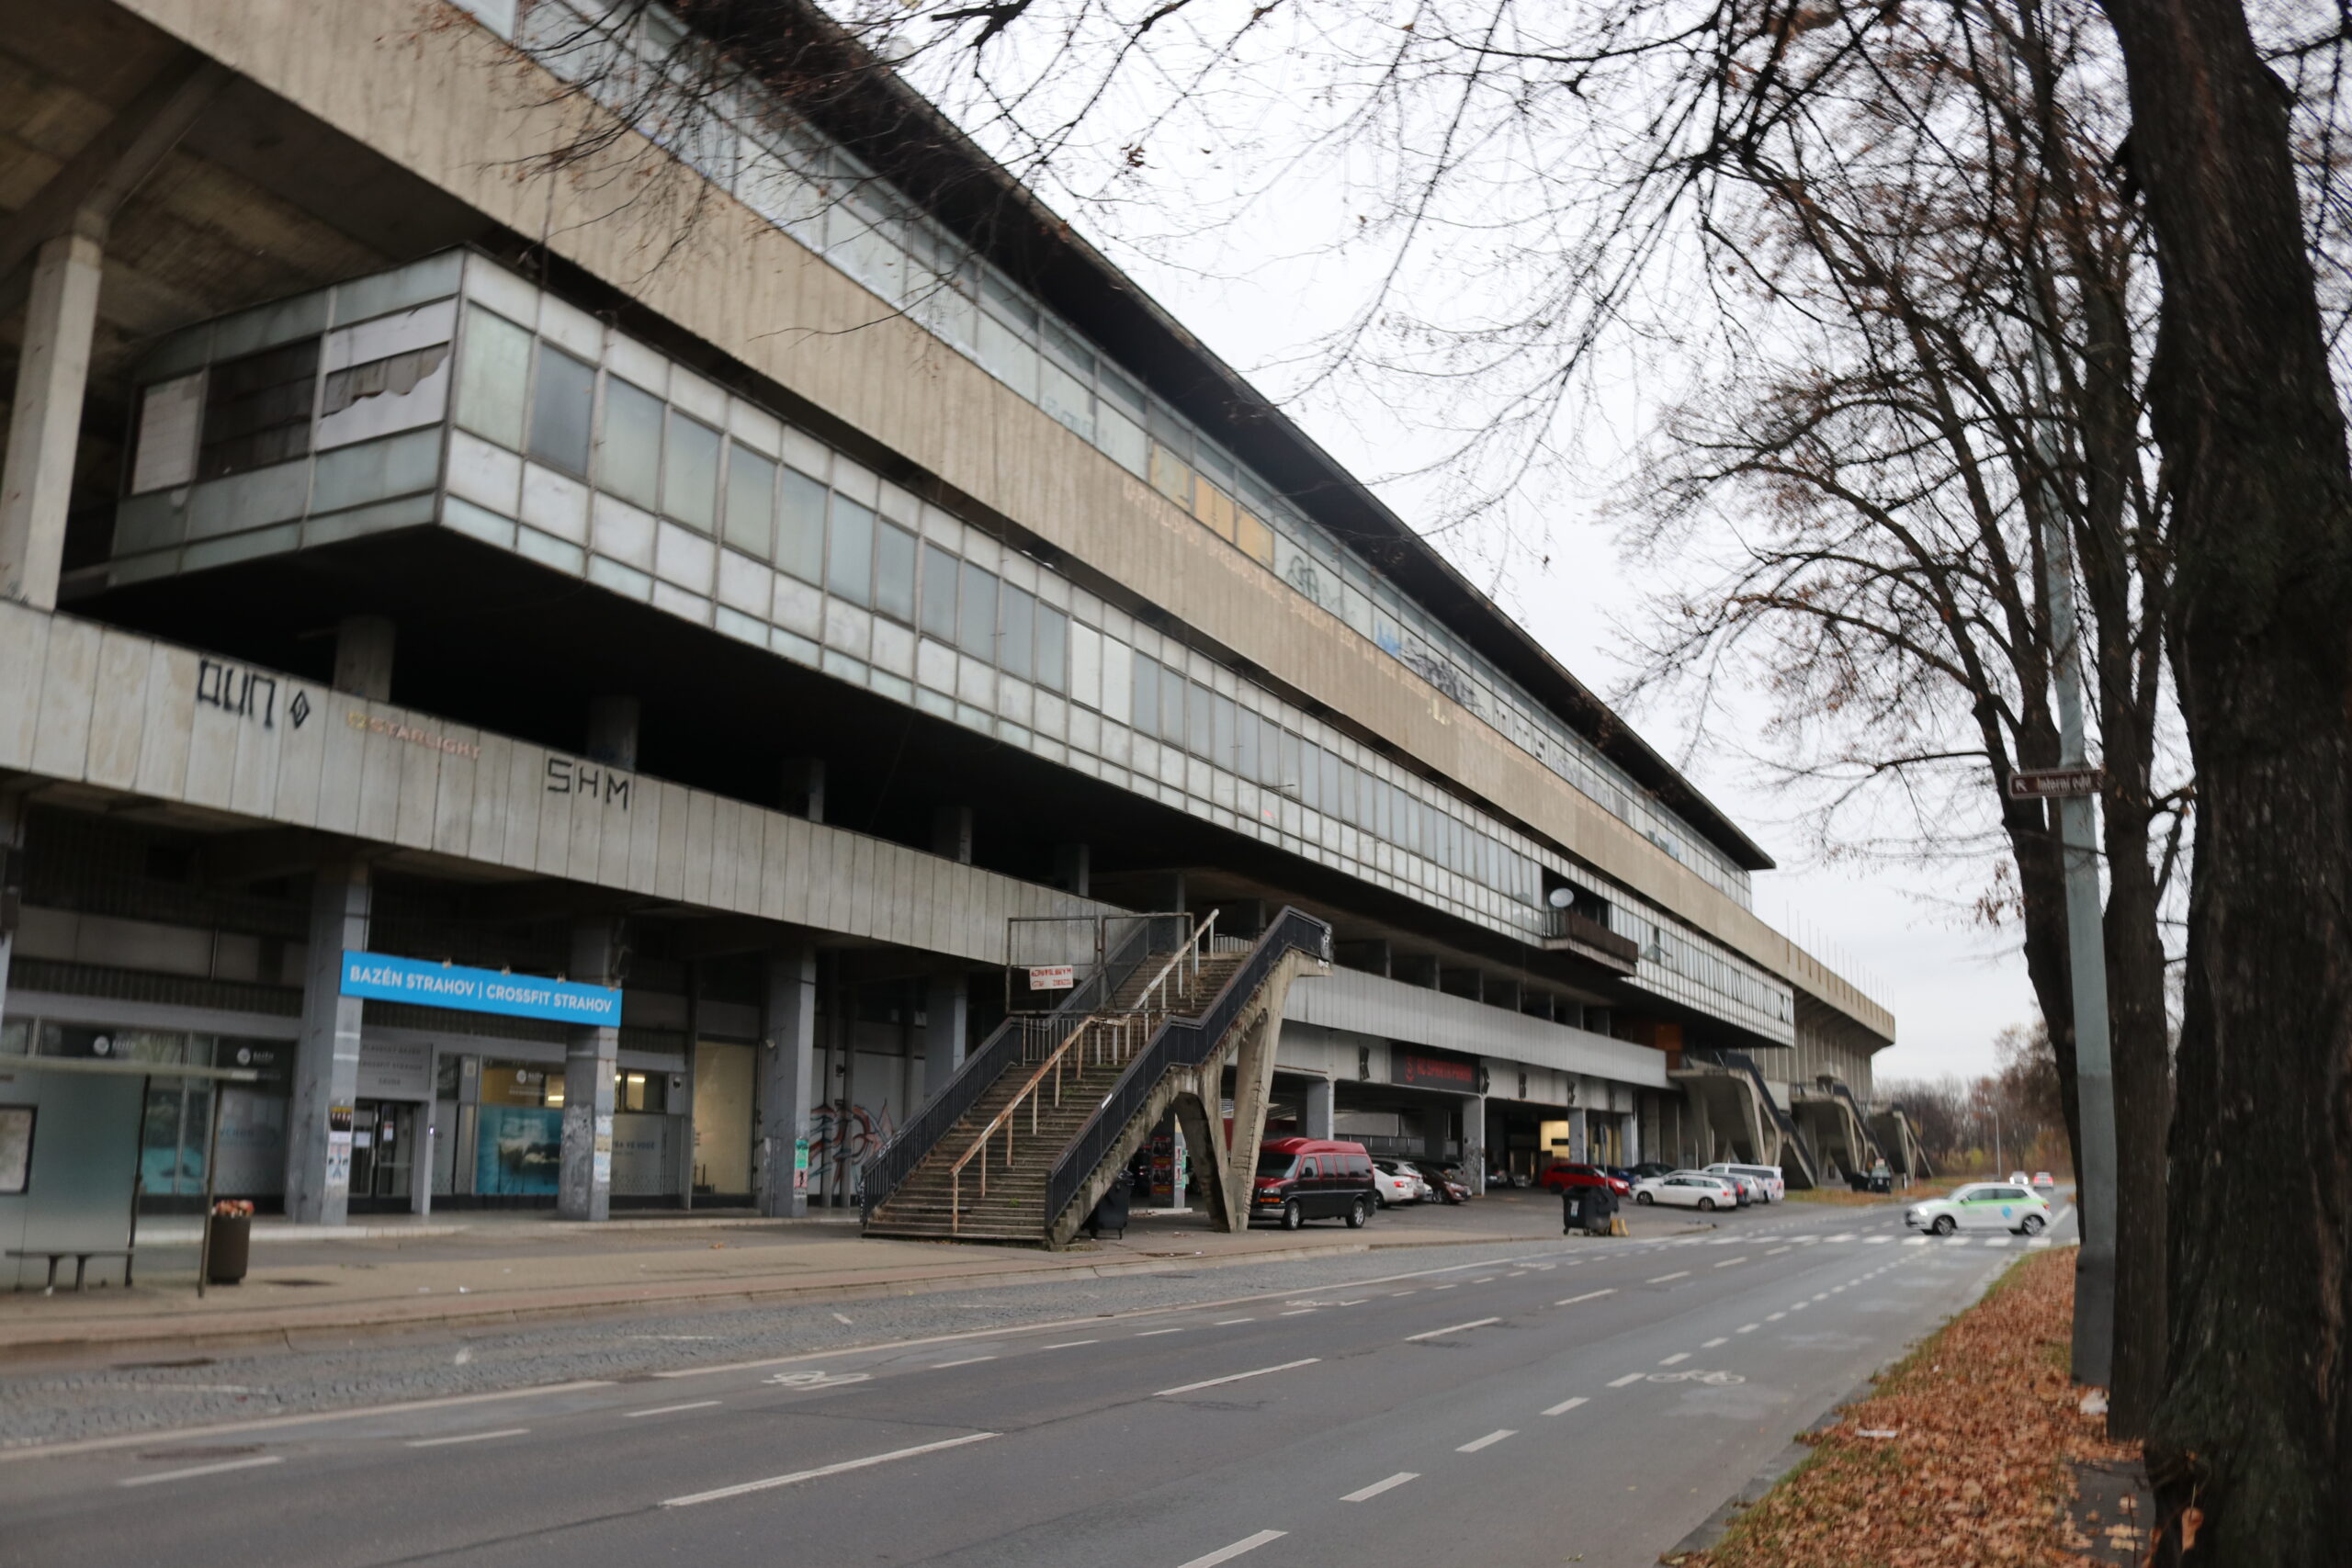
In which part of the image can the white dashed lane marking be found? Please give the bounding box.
[119,1455,283,1487]
[1647,1272,1690,1284]
[1543,1396,1589,1416]
[1156,1359,1321,1397]
[1556,1290,1615,1306]
[1608,1373,1646,1388]
[407,1428,528,1448]
[1658,1353,1690,1366]
[1174,1529,1288,1568]
[626,1401,720,1418]
[1340,1472,1419,1502]
[1406,1318,1501,1342]
[664,1433,998,1507]
[1456,1429,1516,1452]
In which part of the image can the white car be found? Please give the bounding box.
[2008,1170,2031,1186]
[1631,1171,1743,1211]
[1706,1161,1786,1202]
[1905,1181,2052,1236]
[1370,1158,1428,1207]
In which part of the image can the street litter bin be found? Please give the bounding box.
[1584,1187,1619,1236]
[1562,1190,1588,1234]
[1086,1181,1131,1240]
[206,1208,252,1284]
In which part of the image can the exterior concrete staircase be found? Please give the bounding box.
[860,906,1332,1248]
[862,947,1244,1242]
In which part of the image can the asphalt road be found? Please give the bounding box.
[0,1205,2067,1568]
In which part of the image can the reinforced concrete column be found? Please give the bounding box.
[758,945,817,1218]
[0,791,24,1035]
[288,858,371,1224]
[1301,1076,1334,1140]
[334,615,396,700]
[922,968,967,1104]
[1464,1094,1487,1195]
[0,232,102,610]
[558,920,621,1222]
[932,805,974,863]
[587,696,640,769]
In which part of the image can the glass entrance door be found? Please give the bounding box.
[350,1100,415,1203]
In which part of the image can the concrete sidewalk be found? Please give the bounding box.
[3,1190,1711,1360]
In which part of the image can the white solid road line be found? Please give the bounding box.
[1658,1353,1690,1366]
[119,1455,283,1487]
[1406,1317,1501,1342]
[1341,1472,1420,1502]
[1647,1271,1690,1283]
[1543,1396,1589,1416]
[1175,1529,1288,1568]
[664,1432,999,1507]
[1608,1373,1646,1388]
[1045,1340,1100,1348]
[1157,1359,1321,1397]
[626,1401,721,1418]
[1556,1289,1615,1306]
[934,1356,1000,1367]
[1457,1429,1517,1452]
[406,1427,529,1448]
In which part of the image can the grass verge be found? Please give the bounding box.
[1668,1247,2132,1567]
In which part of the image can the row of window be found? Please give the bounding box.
[1125,651,1542,905]
[508,0,1757,908]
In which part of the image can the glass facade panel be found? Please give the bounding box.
[456,306,531,449]
[920,543,958,640]
[1035,605,1068,693]
[828,497,875,604]
[874,519,917,624]
[663,410,721,531]
[1001,586,1035,680]
[199,341,320,479]
[725,444,776,558]
[778,467,828,582]
[957,561,998,660]
[599,378,663,509]
[528,344,595,476]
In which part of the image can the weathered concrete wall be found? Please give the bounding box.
[0,601,1100,964]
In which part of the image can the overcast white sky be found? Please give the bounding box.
[1088,220,2039,1083]
[866,8,2041,1080]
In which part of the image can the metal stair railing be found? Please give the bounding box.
[1827,1077,1887,1164]
[1043,907,1332,1234]
[941,911,1220,1233]
[860,916,1161,1221]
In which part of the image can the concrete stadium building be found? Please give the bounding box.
[0,0,1902,1267]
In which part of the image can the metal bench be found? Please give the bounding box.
[6,1247,136,1294]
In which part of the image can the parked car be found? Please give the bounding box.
[1631,1171,1742,1210]
[1628,1160,1676,1181]
[1251,1137,1380,1229]
[1539,1161,1632,1197]
[1705,1161,1786,1203]
[2031,1171,2056,1192]
[1905,1181,2052,1236]
[1369,1158,1426,1207]
[1411,1160,1473,1203]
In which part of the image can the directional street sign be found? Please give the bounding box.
[2006,766,2103,800]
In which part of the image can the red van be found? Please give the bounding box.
[1251,1136,1380,1230]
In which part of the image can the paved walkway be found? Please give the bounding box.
[1,1190,1741,1359]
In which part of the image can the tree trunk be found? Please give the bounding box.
[2096,0,2352,1554]
[2099,778,2173,1439]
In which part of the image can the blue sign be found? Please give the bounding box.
[338,951,621,1025]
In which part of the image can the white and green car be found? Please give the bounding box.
[1905,1181,2052,1237]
